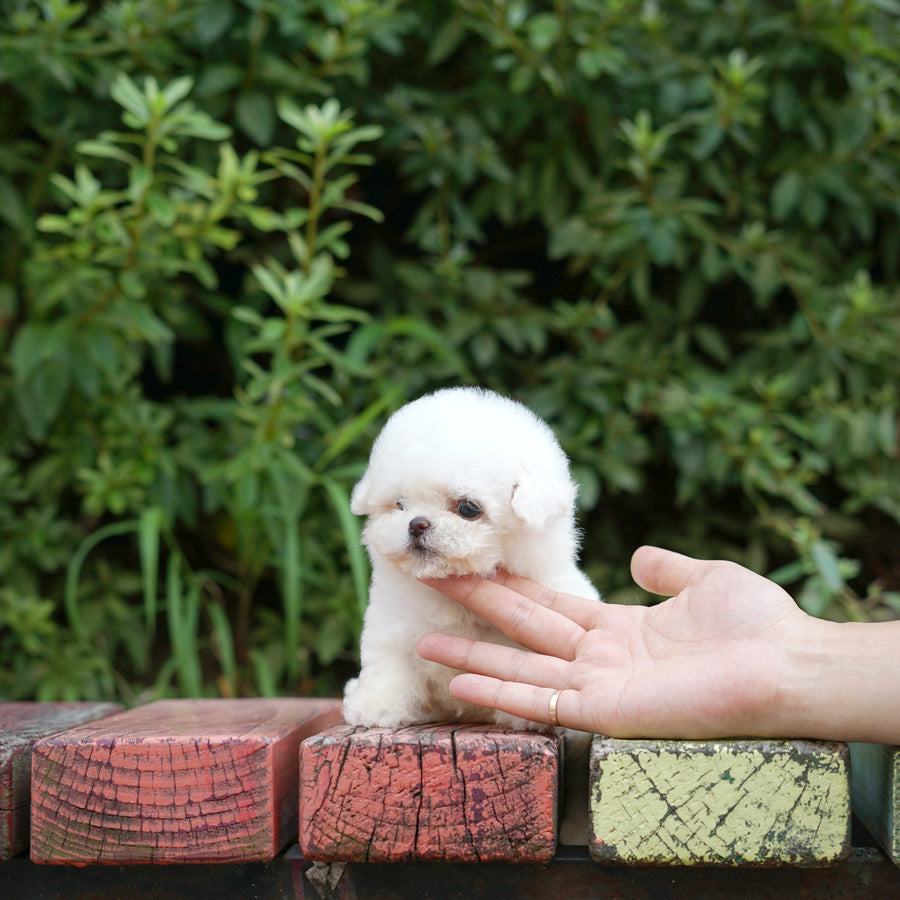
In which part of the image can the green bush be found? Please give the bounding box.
[1,0,898,702]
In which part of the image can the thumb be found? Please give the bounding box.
[630,546,715,597]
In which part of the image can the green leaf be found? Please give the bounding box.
[340,198,385,223]
[314,615,351,665]
[798,578,831,618]
[876,407,897,456]
[526,13,562,51]
[279,510,302,682]
[11,327,72,439]
[810,541,844,594]
[194,0,234,45]
[771,170,803,221]
[800,188,828,227]
[509,64,536,94]
[110,71,151,123]
[65,519,140,638]
[236,91,276,146]
[427,12,468,65]
[161,77,195,112]
[146,190,177,227]
[11,322,52,383]
[194,62,243,96]
[576,46,624,79]
[206,602,238,694]
[315,387,403,472]
[138,507,164,640]
[35,214,72,233]
[693,324,730,364]
[166,558,203,696]
[0,176,26,229]
[250,649,279,697]
[647,220,678,265]
[322,477,369,620]
[173,110,231,141]
[75,138,140,166]
[251,263,287,307]
[767,559,808,585]
[692,122,724,160]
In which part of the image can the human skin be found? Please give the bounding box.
[416,546,900,744]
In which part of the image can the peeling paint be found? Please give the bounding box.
[589,737,851,866]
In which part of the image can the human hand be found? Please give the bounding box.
[416,546,811,739]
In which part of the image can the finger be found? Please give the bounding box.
[630,545,717,597]
[420,575,586,660]
[449,674,583,731]
[416,632,570,689]
[487,571,604,630]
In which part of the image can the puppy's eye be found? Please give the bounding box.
[456,499,482,519]
[395,499,407,511]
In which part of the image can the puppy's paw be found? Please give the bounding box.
[341,679,426,728]
[489,710,546,732]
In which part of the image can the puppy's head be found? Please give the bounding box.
[351,387,578,579]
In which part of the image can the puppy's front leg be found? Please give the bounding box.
[342,642,437,728]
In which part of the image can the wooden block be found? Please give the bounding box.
[30,697,341,864]
[0,702,121,860]
[299,723,559,863]
[850,742,900,866]
[589,736,851,866]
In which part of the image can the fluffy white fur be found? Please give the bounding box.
[342,386,600,729]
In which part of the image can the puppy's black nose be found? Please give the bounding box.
[408,516,431,538]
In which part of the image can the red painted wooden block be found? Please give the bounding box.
[30,697,341,865]
[299,723,559,863]
[1,702,121,861]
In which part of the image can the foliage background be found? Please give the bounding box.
[1,0,898,702]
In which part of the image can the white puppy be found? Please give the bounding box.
[342,386,600,729]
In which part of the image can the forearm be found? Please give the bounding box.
[776,617,900,745]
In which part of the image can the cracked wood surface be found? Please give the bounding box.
[298,723,559,863]
[0,702,121,860]
[29,698,341,865]
[589,736,851,866]
[850,742,899,866]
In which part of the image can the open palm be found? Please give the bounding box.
[417,546,807,738]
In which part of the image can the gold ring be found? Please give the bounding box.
[548,688,562,727]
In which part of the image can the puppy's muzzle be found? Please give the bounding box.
[408,516,431,550]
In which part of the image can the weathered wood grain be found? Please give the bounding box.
[30,697,341,864]
[0,702,121,860]
[589,736,851,866]
[299,723,559,863]
[850,742,900,867]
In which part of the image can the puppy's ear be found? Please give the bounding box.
[510,466,575,529]
[350,472,372,515]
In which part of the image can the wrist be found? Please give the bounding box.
[775,615,841,739]
[777,615,900,744]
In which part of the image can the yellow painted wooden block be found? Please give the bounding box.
[589,737,851,866]
[850,742,899,866]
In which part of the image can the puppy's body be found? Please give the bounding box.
[343,387,599,729]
